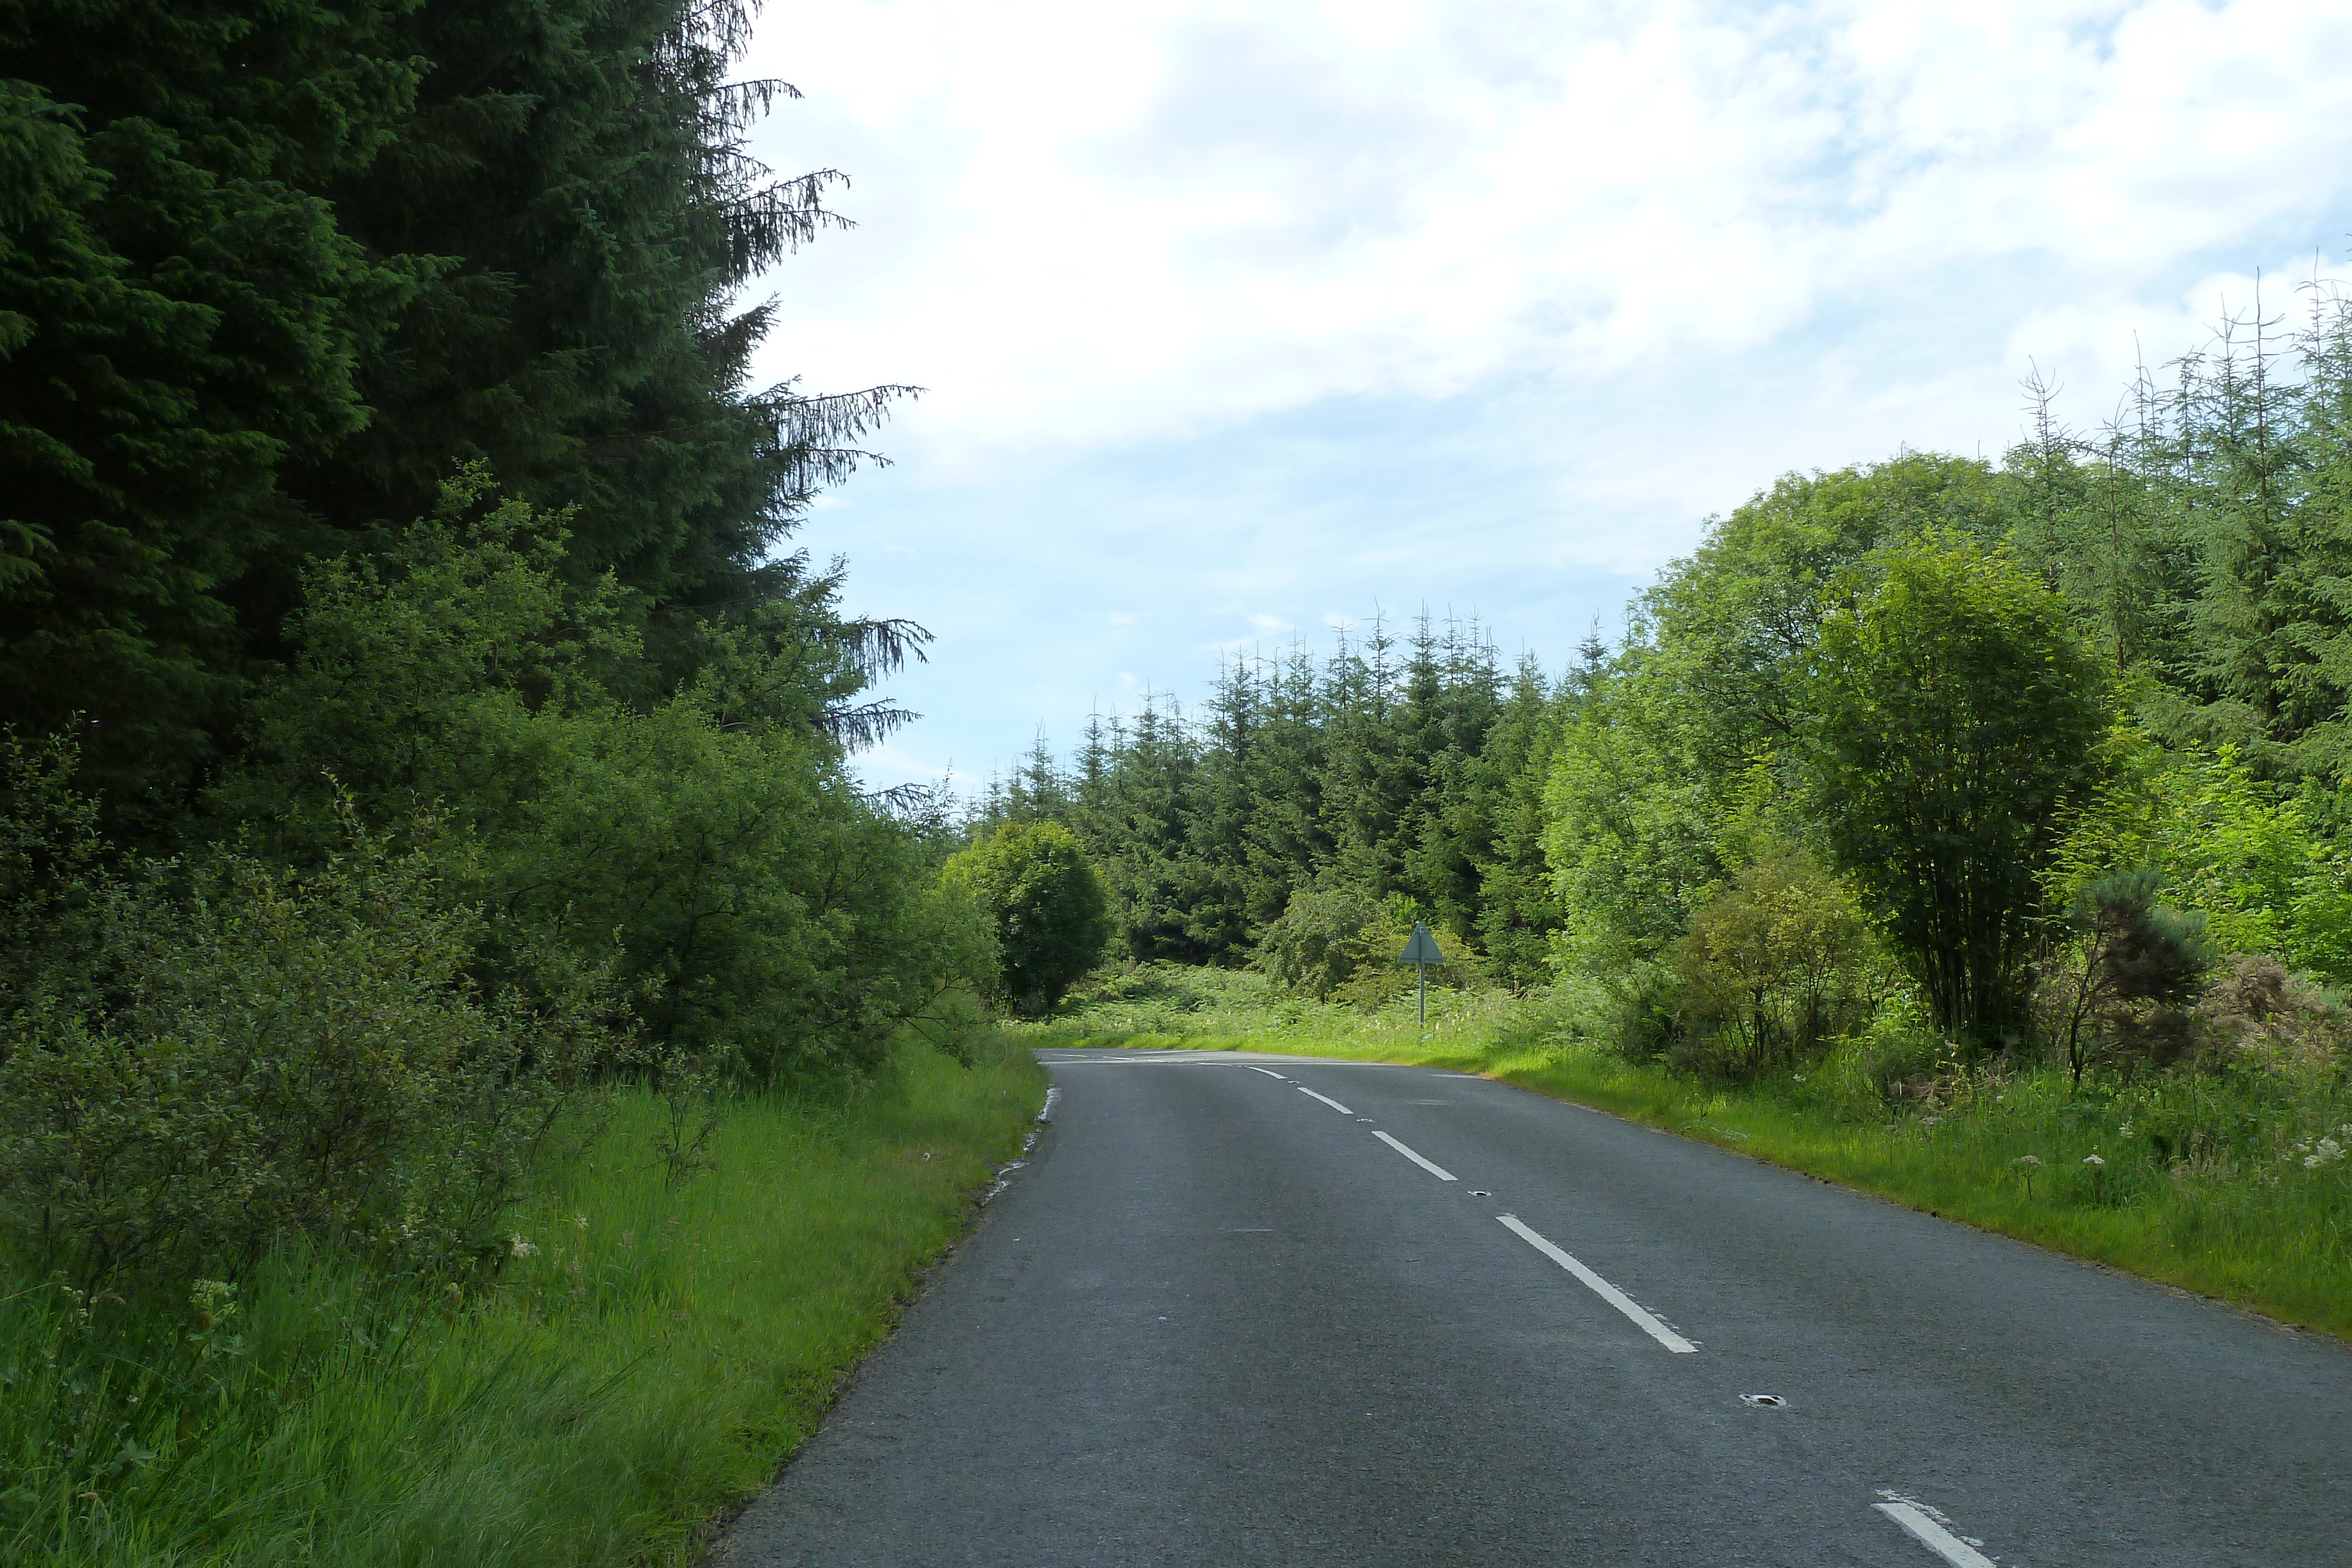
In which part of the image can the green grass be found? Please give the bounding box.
[1024,961,1532,1055]
[2,1039,1045,1566]
[1028,964,2352,1339]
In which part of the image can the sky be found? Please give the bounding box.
[734,0,2352,793]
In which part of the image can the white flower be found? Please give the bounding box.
[2083,1154,2105,1166]
[508,1234,539,1258]
[2013,1154,2043,1167]
[573,1213,589,1231]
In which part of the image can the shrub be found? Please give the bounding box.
[2040,868,2212,1085]
[940,822,1109,1014]
[1257,887,1481,1007]
[0,728,103,1008]
[213,471,957,1085]
[0,825,627,1289]
[1595,961,1687,1065]
[1672,848,1879,1077]
[1255,885,1384,999]
[2054,737,2352,984]
[1337,918,1483,1011]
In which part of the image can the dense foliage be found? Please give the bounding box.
[1,0,909,817]
[1805,532,2112,1042]
[973,624,1590,988]
[1002,284,2352,1096]
[942,821,1109,1014]
[0,0,969,1306]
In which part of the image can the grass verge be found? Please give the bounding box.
[3,1039,1045,1566]
[1028,964,2352,1340]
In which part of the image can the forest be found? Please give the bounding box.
[991,298,2352,1081]
[1,3,1033,1561]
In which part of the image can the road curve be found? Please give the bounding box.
[711,1051,2352,1566]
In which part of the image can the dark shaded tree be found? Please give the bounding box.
[1805,533,2112,1047]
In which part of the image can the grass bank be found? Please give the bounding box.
[1028,964,2352,1339]
[2,1039,1045,1566]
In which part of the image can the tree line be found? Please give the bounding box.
[988,279,2352,1071]
[971,620,1596,991]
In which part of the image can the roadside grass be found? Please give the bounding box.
[1025,961,1526,1058]
[2,1038,1045,1567]
[1027,963,2352,1339]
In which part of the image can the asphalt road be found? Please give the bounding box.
[712,1051,2352,1567]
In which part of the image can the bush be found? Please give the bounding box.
[213,471,960,1085]
[1594,961,1687,1065]
[1257,887,1482,1008]
[2039,868,2212,1085]
[940,822,1109,1014]
[1672,847,1878,1076]
[1255,885,1383,999]
[0,822,627,1289]
[2054,737,2352,984]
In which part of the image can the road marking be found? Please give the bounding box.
[1297,1086,1353,1114]
[1873,1498,1996,1567]
[1495,1216,1696,1353]
[1244,1066,1288,1079]
[1373,1131,1458,1181]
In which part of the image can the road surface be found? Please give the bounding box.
[713,1050,2352,1566]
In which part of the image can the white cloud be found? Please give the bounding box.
[740,0,2352,788]
[746,0,2352,463]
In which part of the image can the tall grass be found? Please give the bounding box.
[1032,964,2352,1338]
[1024,962,1527,1054]
[1,1041,1044,1566]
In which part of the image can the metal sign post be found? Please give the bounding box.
[1396,921,1444,1028]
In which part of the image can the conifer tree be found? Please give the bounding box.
[1,0,908,817]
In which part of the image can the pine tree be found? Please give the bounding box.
[0,1,421,817]
[1,0,907,820]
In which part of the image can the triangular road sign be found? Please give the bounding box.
[1397,921,1444,965]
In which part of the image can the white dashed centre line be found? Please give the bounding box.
[1372,1131,1458,1182]
[1297,1086,1352,1114]
[1496,1215,1696,1353]
[1873,1498,1997,1568]
[1243,1066,1288,1079]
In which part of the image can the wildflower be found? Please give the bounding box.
[2305,1138,2346,1169]
[2083,1154,2105,1166]
[509,1234,539,1259]
[2012,1155,2043,1167]
[573,1213,589,1231]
